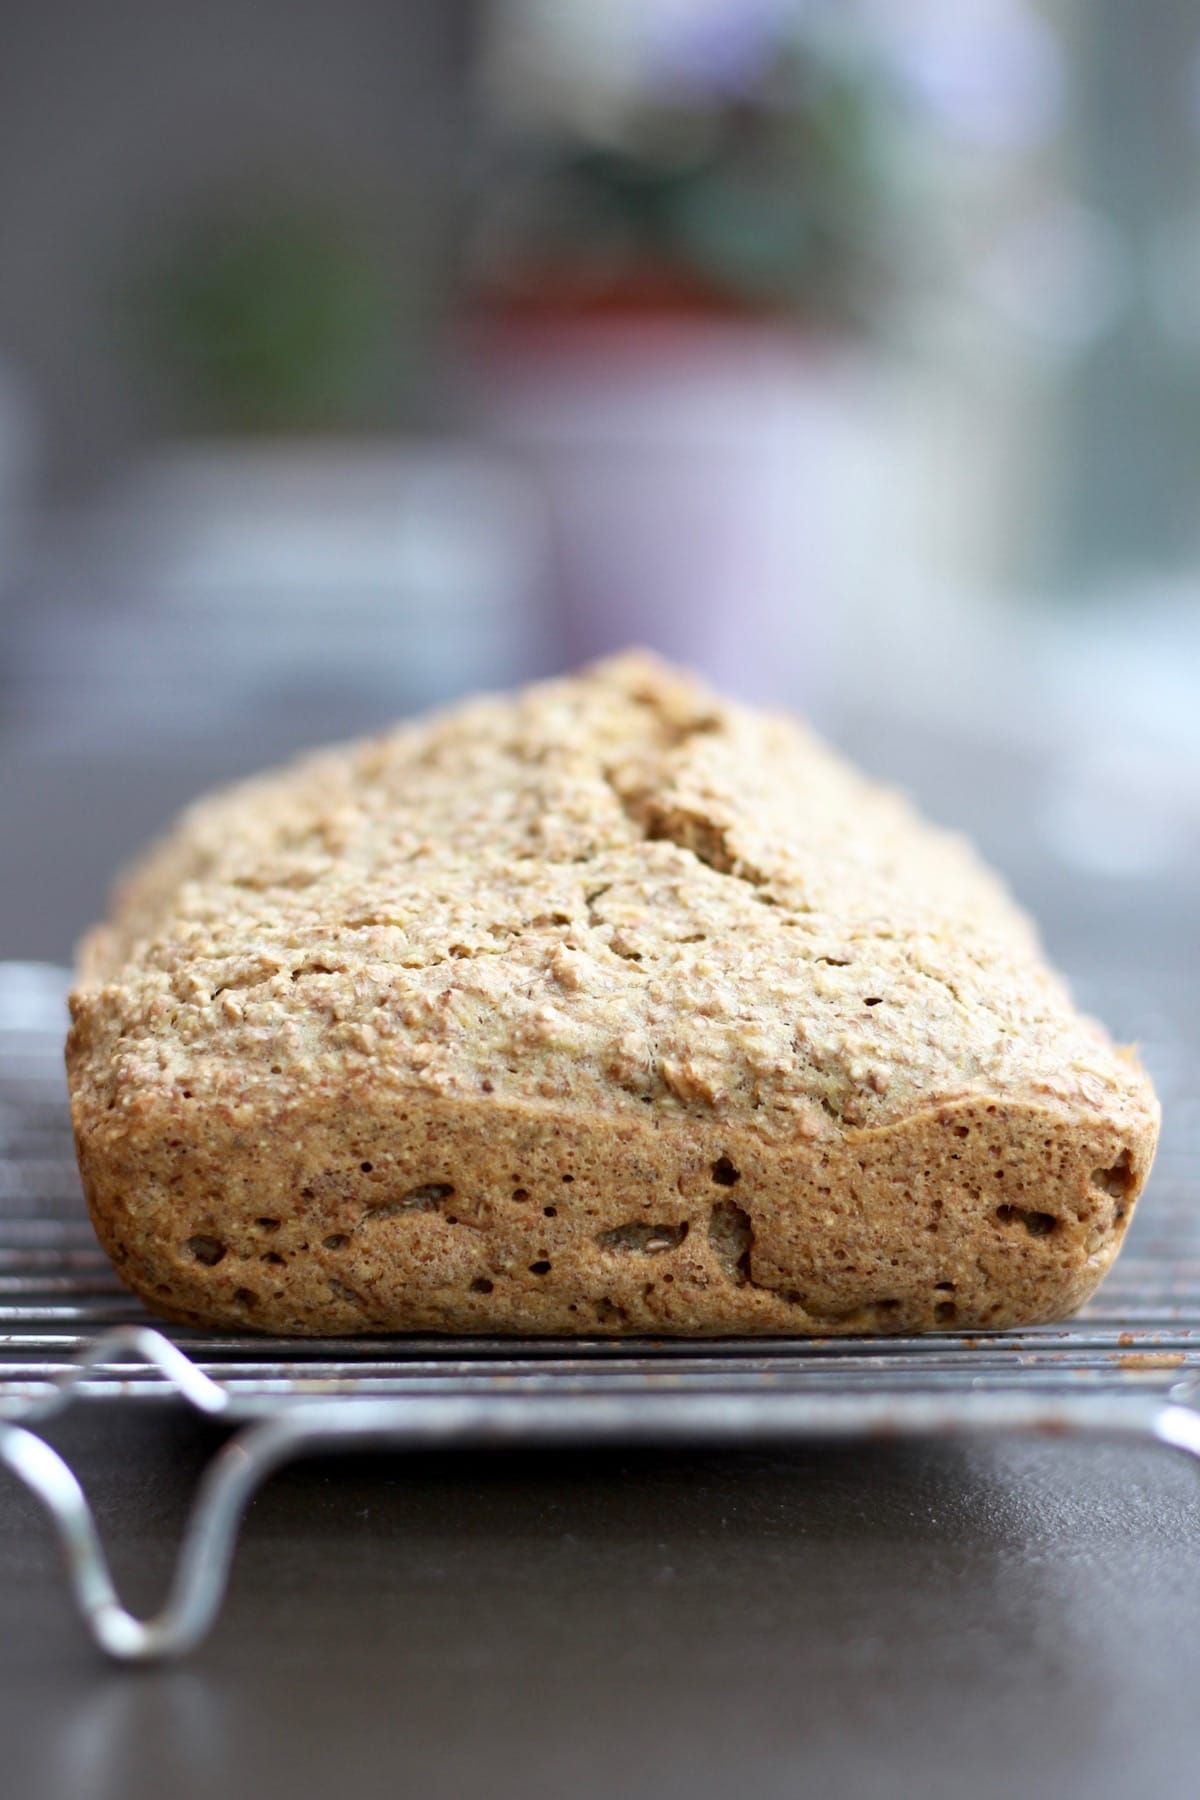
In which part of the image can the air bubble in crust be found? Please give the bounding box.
[708,1200,752,1283]
[596,1222,688,1255]
[1091,1151,1134,1200]
[995,1204,1058,1238]
[184,1235,226,1266]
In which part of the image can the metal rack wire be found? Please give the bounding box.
[1,959,1196,1662]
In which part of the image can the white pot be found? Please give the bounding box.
[466,317,872,707]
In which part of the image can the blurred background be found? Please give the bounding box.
[0,0,1197,959]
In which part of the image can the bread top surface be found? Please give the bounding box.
[69,652,1157,1141]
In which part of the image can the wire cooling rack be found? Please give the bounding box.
[0,958,1197,1662]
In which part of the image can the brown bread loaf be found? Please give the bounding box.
[66,652,1159,1335]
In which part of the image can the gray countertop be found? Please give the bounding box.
[4,1411,1200,1800]
[1,717,1196,1800]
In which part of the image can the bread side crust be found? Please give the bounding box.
[70,1067,1157,1336]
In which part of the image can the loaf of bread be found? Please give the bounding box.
[67,652,1159,1336]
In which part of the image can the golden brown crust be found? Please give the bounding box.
[66,651,1160,1335]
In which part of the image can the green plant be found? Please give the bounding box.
[471,28,914,326]
[139,211,394,432]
